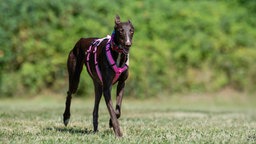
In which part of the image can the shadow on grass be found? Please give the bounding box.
[46,127,94,135]
[46,126,116,137]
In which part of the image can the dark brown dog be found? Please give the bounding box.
[63,15,134,137]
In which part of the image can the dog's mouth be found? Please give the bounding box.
[117,44,130,54]
[123,47,130,55]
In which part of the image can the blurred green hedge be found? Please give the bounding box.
[1,0,256,97]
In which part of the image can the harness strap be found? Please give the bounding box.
[86,45,93,78]
[106,42,128,84]
[86,37,109,82]
[85,35,129,85]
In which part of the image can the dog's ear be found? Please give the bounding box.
[128,20,134,29]
[128,20,133,25]
[115,15,121,26]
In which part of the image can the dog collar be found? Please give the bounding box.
[110,31,128,54]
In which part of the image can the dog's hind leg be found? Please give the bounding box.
[63,91,72,126]
[92,81,103,132]
[63,48,84,126]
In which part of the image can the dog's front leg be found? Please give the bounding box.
[109,80,125,128]
[116,78,127,118]
[103,85,123,137]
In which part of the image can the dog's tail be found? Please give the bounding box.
[67,39,85,94]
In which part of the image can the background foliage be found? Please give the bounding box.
[1,0,256,97]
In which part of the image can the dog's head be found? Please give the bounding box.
[113,15,134,54]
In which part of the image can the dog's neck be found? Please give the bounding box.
[111,30,125,53]
[113,30,119,48]
[110,31,128,67]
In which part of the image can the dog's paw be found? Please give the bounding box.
[64,118,69,126]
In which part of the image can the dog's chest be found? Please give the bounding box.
[114,53,129,68]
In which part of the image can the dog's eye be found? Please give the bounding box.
[119,29,124,33]
[130,29,134,34]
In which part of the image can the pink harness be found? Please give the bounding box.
[86,35,129,85]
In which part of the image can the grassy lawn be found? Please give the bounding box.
[0,93,256,144]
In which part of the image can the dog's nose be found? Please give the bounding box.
[125,41,131,47]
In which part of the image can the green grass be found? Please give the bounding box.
[0,93,256,144]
